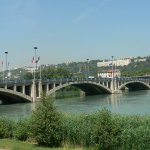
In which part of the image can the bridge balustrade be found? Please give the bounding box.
[0,76,149,103]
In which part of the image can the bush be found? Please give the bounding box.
[119,115,150,150]
[31,94,63,147]
[0,116,15,138]
[14,118,31,141]
[90,109,122,149]
[61,109,122,149]
[62,113,95,147]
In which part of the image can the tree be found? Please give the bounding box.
[23,72,33,80]
[31,94,63,147]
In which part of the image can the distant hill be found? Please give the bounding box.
[0,56,149,80]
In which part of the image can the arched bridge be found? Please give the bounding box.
[0,76,150,104]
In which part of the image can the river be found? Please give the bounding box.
[0,90,150,119]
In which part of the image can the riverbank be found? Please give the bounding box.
[0,109,150,149]
[1,94,150,149]
[0,139,89,150]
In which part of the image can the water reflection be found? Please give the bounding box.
[0,90,150,119]
[106,94,121,110]
[0,103,36,120]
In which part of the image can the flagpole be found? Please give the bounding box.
[111,56,114,92]
[33,47,38,81]
[5,51,8,85]
[8,62,10,80]
[39,58,41,80]
[2,61,4,81]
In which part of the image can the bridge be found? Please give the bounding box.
[0,76,150,104]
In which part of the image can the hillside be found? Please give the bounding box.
[0,56,150,80]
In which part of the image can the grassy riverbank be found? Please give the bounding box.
[0,95,150,149]
[0,139,90,150]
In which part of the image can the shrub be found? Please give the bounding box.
[31,94,63,147]
[14,118,31,141]
[90,109,122,150]
[62,109,122,149]
[62,113,95,147]
[0,116,15,138]
[119,115,150,150]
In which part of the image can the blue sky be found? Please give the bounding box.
[0,0,150,68]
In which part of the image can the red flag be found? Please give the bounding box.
[31,57,34,63]
[35,57,40,63]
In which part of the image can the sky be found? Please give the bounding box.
[0,0,150,68]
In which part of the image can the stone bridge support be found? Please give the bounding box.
[38,79,42,98]
[0,77,150,103]
[32,80,36,102]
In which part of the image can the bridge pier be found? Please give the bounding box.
[13,84,17,91]
[46,82,49,94]
[38,80,42,98]
[113,90,122,94]
[111,80,114,93]
[32,80,36,102]
[22,84,25,94]
[5,84,7,89]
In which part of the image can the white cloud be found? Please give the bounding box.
[0,0,38,27]
[73,0,111,23]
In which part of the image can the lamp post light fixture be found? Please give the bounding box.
[4,51,8,80]
[5,52,8,70]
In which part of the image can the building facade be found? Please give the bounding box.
[98,69,121,78]
[97,58,131,67]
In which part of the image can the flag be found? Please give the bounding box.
[108,63,112,67]
[35,57,40,63]
[31,57,34,63]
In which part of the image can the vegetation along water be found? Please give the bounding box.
[0,93,150,149]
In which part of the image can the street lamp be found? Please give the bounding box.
[111,56,114,79]
[4,51,8,80]
[39,58,42,80]
[33,47,38,80]
[86,59,89,78]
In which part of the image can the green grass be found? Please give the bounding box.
[0,139,91,150]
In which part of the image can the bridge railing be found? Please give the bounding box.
[116,77,150,81]
[0,76,149,86]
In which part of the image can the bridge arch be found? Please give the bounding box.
[118,81,150,91]
[47,81,112,96]
[0,88,32,104]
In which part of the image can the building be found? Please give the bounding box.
[134,58,146,62]
[97,58,131,67]
[24,66,34,73]
[98,68,121,78]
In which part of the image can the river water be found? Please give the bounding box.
[0,90,150,119]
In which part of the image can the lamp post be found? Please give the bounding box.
[32,47,38,102]
[86,59,89,79]
[39,58,42,80]
[33,47,38,81]
[111,56,114,92]
[4,51,8,80]
[111,56,114,79]
[2,61,4,81]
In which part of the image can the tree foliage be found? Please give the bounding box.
[9,56,150,80]
[0,117,15,139]
[30,94,63,147]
